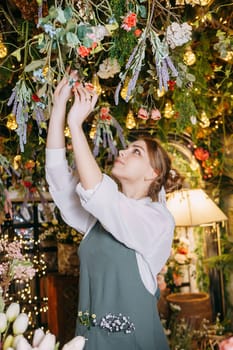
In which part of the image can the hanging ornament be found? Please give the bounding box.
[13,155,22,170]
[6,113,18,130]
[156,87,165,98]
[0,34,7,59]
[120,77,132,101]
[183,47,196,66]
[164,101,174,119]
[64,126,71,138]
[91,74,102,95]
[126,110,136,129]
[200,111,210,128]
[89,121,97,139]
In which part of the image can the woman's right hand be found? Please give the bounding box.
[53,70,78,107]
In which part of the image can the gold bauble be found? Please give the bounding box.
[92,74,102,95]
[64,126,71,138]
[126,110,136,129]
[164,101,174,119]
[6,113,18,130]
[183,47,196,66]
[120,77,132,101]
[0,42,7,59]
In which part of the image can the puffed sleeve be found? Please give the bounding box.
[76,174,175,276]
[45,148,96,234]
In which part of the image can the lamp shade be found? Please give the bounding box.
[166,189,228,227]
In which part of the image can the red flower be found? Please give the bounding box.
[194,147,210,161]
[168,80,176,91]
[32,94,40,102]
[23,181,32,188]
[121,12,137,31]
[100,106,112,121]
[77,46,91,57]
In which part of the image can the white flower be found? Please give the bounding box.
[62,336,86,350]
[37,333,56,350]
[0,312,7,332]
[15,336,32,350]
[6,303,20,322]
[32,328,45,347]
[174,253,188,264]
[13,313,29,335]
[97,58,121,79]
[166,22,192,49]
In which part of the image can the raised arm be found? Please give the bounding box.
[67,84,102,190]
[46,71,77,149]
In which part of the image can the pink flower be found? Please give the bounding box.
[219,336,233,350]
[157,274,167,291]
[137,107,149,120]
[173,273,183,286]
[151,108,161,120]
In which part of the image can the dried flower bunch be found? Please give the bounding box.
[157,236,197,292]
[0,239,36,301]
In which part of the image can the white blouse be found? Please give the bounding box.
[45,148,175,295]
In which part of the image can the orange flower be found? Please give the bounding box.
[24,160,36,169]
[134,28,142,37]
[194,147,210,161]
[77,46,91,57]
[121,12,137,31]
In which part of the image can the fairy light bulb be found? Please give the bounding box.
[183,47,196,66]
[0,34,7,59]
[126,110,136,129]
[92,74,102,95]
[6,113,18,130]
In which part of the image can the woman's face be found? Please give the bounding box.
[111,140,156,184]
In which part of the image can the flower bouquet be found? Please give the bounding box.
[0,301,85,350]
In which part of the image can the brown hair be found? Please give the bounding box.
[138,136,184,201]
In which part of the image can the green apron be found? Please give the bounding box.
[76,221,170,350]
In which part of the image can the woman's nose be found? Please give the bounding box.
[119,149,126,157]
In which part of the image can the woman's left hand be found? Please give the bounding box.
[68,83,98,128]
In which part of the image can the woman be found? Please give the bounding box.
[45,71,183,350]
